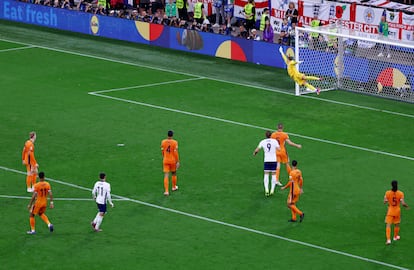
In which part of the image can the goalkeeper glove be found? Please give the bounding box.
[278,47,283,54]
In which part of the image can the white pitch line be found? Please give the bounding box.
[89,92,414,161]
[89,77,205,94]
[0,37,413,119]
[0,195,127,201]
[0,165,408,270]
[0,45,35,53]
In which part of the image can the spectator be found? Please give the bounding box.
[285,2,298,27]
[326,21,338,53]
[243,0,255,33]
[279,17,290,45]
[151,0,164,15]
[139,0,151,13]
[262,17,273,43]
[259,7,269,31]
[248,28,260,41]
[165,0,177,19]
[310,14,321,49]
[176,0,189,21]
[223,0,234,28]
[193,0,205,25]
[289,22,295,47]
[377,12,391,58]
[213,0,225,27]
[130,9,139,20]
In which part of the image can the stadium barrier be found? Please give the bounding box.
[0,0,286,68]
[1,1,412,101]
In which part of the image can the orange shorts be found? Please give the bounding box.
[287,193,300,204]
[31,203,46,216]
[163,162,177,173]
[277,151,289,164]
[385,215,401,224]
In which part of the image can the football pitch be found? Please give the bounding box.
[0,20,413,270]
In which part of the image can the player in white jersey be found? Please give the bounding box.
[91,172,114,232]
[253,131,281,196]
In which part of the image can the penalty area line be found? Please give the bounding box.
[0,37,412,119]
[88,77,205,94]
[0,45,35,53]
[0,195,128,201]
[88,92,414,161]
[0,165,409,270]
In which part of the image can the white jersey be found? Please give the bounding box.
[257,138,279,162]
[92,181,112,205]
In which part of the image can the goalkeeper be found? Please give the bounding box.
[279,47,321,95]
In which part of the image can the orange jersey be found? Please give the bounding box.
[33,181,51,206]
[271,131,289,153]
[286,168,303,194]
[384,190,404,217]
[161,139,179,164]
[22,139,37,166]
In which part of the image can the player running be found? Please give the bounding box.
[279,47,322,95]
[281,160,304,222]
[27,172,54,234]
[91,172,114,232]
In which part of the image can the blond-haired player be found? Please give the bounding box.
[22,131,39,192]
[271,123,301,182]
[279,47,322,95]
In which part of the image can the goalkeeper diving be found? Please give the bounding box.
[279,47,321,95]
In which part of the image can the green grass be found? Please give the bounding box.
[0,20,413,270]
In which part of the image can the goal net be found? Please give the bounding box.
[294,23,414,103]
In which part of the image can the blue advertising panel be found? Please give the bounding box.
[1,0,412,89]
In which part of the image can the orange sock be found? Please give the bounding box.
[30,216,35,231]
[26,174,31,189]
[291,209,297,220]
[40,214,50,225]
[291,205,303,216]
[394,227,400,238]
[164,177,169,193]
[172,175,177,188]
[386,227,391,241]
[31,174,37,187]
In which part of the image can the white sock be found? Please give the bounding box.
[95,215,104,229]
[264,173,269,192]
[271,174,277,192]
[93,212,100,224]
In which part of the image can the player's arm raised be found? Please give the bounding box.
[278,47,289,65]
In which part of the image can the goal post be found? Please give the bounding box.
[294,23,414,103]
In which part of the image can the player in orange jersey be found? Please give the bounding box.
[384,180,409,245]
[27,172,54,234]
[281,160,304,222]
[271,123,301,183]
[22,131,39,192]
[161,130,180,196]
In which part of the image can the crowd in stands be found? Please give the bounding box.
[16,0,414,44]
[18,0,284,42]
